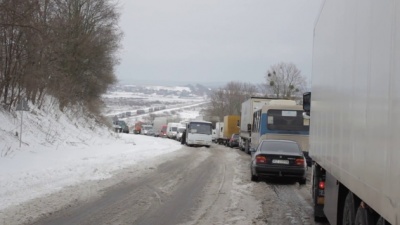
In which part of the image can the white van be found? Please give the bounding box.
[185,120,213,147]
[141,124,153,135]
[166,122,180,139]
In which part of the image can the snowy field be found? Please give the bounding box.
[102,86,208,117]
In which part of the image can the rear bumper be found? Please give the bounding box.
[186,140,212,146]
[253,165,306,179]
[229,141,239,147]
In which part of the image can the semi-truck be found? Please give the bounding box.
[239,97,273,153]
[305,1,400,224]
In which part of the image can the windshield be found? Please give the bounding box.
[188,122,212,135]
[117,121,126,126]
[266,110,309,132]
[143,126,152,130]
[259,141,301,154]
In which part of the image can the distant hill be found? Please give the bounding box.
[118,78,226,89]
[108,83,212,97]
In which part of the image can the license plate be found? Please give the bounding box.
[272,159,289,164]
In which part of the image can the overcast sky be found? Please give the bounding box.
[116,0,323,86]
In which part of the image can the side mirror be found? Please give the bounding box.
[303,92,311,116]
[250,148,256,153]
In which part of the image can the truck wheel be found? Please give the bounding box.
[354,204,374,225]
[298,178,306,185]
[343,192,356,225]
[245,146,249,154]
[245,140,251,154]
[376,217,388,225]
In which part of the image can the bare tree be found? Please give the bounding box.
[263,62,307,99]
[203,81,261,121]
[0,0,121,116]
[47,0,121,111]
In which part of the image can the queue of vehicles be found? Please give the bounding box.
[210,97,310,185]
[246,1,400,223]
[111,115,213,149]
[213,98,309,150]
[109,1,400,223]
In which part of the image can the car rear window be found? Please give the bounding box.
[260,141,300,154]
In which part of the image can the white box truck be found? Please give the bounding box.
[153,117,167,137]
[305,1,400,224]
[239,97,272,153]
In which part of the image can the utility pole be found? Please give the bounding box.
[16,99,30,148]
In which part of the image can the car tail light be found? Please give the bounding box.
[256,155,267,164]
[319,181,325,190]
[295,158,305,166]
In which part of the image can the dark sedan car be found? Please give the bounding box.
[227,133,239,148]
[250,140,307,185]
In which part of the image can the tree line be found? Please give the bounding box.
[0,0,121,116]
[202,62,307,120]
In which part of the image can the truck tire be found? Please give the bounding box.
[298,178,306,185]
[376,217,388,225]
[354,205,374,225]
[244,140,249,154]
[343,192,356,225]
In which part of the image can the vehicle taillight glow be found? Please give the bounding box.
[319,181,325,189]
[295,158,305,166]
[256,156,267,164]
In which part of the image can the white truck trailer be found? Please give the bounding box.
[239,97,272,153]
[153,117,167,137]
[214,122,224,144]
[305,1,400,224]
